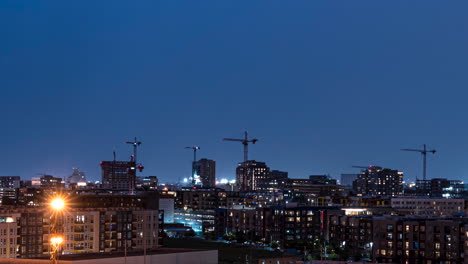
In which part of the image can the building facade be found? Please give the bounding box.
[100,161,136,193]
[193,159,216,188]
[236,160,270,192]
[354,166,403,197]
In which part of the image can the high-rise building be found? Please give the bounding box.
[340,173,358,187]
[66,168,86,184]
[100,161,136,193]
[236,160,270,192]
[353,166,403,197]
[193,158,216,188]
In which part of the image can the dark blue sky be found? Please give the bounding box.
[1,1,467,183]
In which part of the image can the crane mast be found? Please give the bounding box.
[401,144,436,181]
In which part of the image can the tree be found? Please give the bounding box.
[270,241,279,249]
[222,232,236,242]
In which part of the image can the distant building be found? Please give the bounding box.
[354,166,403,197]
[340,173,358,187]
[193,159,216,188]
[0,176,21,205]
[137,176,158,190]
[100,161,136,193]
[415,178,465,198]
[236,160,270,192]
[256,170,288,192]
[40,175,63,188]
[66,168,86,184]
[391,197,464,216]
[0,176,20,189]
[160,191,176,223]
[288,180,344,197]
[308,175,337,185]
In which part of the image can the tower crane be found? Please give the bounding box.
[185,146,200,186]
[125,137,142,164]
[125,137,144,194]
[401,144,436,181]
[223,131,258,163]
[223,131,258,191]
[351,165,374,169]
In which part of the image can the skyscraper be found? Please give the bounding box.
[193,158,216,188]
[353,166,403,197]
[100,161,136,193]
[236,160,270,192]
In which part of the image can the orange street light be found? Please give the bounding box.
[50,236,64,246]
[50,197,65,211]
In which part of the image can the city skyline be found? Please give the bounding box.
[1,1,468,183]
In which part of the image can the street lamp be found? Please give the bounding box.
[50,236,64,264]
[49,196,66,264]
[50,198,65,211]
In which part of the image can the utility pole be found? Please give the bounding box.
[401,144,436,180]
[185,146,200,186]
[223,131,258,191]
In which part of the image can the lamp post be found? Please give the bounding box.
[49,197,65,264]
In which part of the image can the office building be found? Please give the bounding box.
[193,159,216,188]
[236,160,270,192]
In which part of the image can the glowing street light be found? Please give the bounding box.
[50,198,65,211]
[49,196,66,264]
[50,236,64,246]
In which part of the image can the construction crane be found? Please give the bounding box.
[351,165,374,169]
[401,144,436,181]
[125,137,144,194]
[125,137,142,163]
[185,146,200,186]
[223,131,258,163]
[224,131,258,191]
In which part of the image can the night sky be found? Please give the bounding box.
[1,1,467,183]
